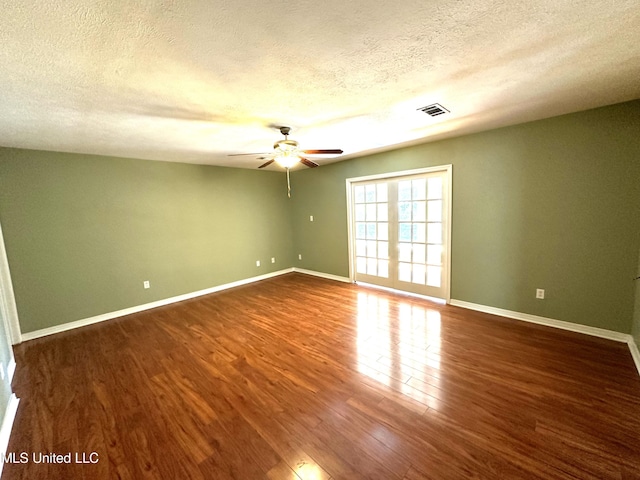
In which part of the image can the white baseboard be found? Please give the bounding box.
[18,268,640,380]
[21,268,294,342]
[292,268,351,283]
[0,393,20,478]
[628,337,640,377]
[6,359,15,385]
[450,299,640,378]
[449,299,631,343]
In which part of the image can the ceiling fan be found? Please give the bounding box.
[228,126,343,169]
[228,126,343,197]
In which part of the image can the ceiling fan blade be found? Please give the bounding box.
[228,152,271,157]
[300,157,319,168]
[301,149,343,155]
[258,159,275,169]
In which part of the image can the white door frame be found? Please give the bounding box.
[346,165,453,303]
[0,222,22,345]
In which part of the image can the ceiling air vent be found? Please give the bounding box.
[418,103,449,117]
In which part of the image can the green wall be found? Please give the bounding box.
[291,100,640,333]
[1,101,639,336]
[0,149,294,333]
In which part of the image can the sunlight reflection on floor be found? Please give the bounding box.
[356,291,443,410]
[294,462,327,480]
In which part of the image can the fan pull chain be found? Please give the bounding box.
[286,168,291,198]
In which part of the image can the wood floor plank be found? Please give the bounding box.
[4,273,640,479]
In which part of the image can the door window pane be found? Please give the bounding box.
[377,204,388,221]
[377,184,388,202]
[365,184,376,202]
[357,257,367,273]
[378,260,389,278]
[355,185,365,203]
[366,240,377,257]
[377,223,388,240]
[427,266,441,287]
[413,244,426,264]
[399,181,412,201]
[412,264,426,284]
[367,258,378,275]
[366,223,377,239]
[398,202,411,221]
[412,201,426,222]
[427,177,442,199]
[355,204,365,221]
[399,223,411,242]
[366,203,377,221]
[427,223,442,244]
[412,223,426,243]
[427,245,442,265]
[356,240,366,256]
[378,241,389,259]
[398,243,412,262]
[427,200,442,222]
[356,223,366,239]
[412,179,426,200]
[399,262,411,282]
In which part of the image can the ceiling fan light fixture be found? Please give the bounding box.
[229,126,341,171]
[274,150,299,168]
[274,139,300,168]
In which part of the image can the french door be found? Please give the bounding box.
[349,167,451,299]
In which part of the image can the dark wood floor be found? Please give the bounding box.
[5,273,640,479]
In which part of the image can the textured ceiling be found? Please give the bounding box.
[1,1,639,170]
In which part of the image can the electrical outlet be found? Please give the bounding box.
[298,254,302,260]
[309,215,314,222]
[143,281,150,289]
[256,260,261,267]
[271,257,275,263]
[536,288,545,299]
